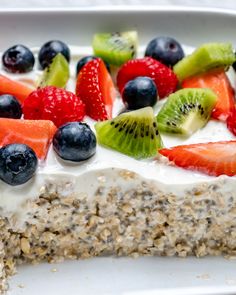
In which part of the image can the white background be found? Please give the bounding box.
[0,0,236,9]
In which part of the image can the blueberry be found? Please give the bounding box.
[53,122,97,162]
[232,52,236,71]
[0,94,22,119]
[38,40,70,69]
[2,45,35,73]
[122,77,158,110]
[0,144,38,186]
[76,55,110,76]
[145,36,184,67]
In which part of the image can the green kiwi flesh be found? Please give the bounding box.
[92,31,138,66]
[174,43,236,82]
[156,88,217,136]
[38,53,70,88]
[95,107,163,159]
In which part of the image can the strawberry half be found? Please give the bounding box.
[159,141,236,177]
[76,58,116,121]
[227,108,236,136]
[116,57,178,99]
[182,68,235,121]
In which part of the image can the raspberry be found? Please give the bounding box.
[116,57,178,99]
[23,86,85,127]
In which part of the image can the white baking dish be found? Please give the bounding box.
[2,6,236,295]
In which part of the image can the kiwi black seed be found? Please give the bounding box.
[95,107,162,159]
[156,88,217,136]
[92,31,138,66]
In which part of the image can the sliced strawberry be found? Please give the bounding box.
[116,57,178,99]
[0,74,34,104]
[0,119,57,160]
[182,68,235,121]
[227,108,236,135]
[76,58,116,121]
[159,141,236,176]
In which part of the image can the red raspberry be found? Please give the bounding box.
[116,57,178,99]
[227,108,236,136]
[23,86,85,127]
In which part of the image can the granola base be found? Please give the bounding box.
[1,178,236,291]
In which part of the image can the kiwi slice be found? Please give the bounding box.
[156,88,217,136]
[38,53,70,88]
[174,43,235,82]
[92,31,138,66]
[95,107,163,159]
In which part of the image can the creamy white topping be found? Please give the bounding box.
[0,44,236,216]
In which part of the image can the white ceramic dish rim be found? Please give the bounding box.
[0,5,235,14]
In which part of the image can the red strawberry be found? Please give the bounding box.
[76,58,116,121]
[182,68,235,121]
[227,108,236,135]
[116,57,178,98]
[23,86,85,127]
[159,141,236,177]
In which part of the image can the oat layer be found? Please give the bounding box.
[1,175,236,292]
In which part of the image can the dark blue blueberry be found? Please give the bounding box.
[145,36,184,67]
[2,45,35,73]
[76,55,110,76]
[122,76,158,110]
[38,40,70,69]
[0,94,22,119]
[233,62,236,72]
[53,122,96,162]
[0,144,38,186]
[232,52,236,71]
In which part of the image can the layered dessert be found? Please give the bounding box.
[0,32,236,292]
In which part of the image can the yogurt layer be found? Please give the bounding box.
[0,44,236,216]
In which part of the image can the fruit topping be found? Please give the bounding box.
[38,40,70,69]
[156,88,217,136]
[0,74,34,104]
[53,122,96,162]
[23,86,85,127]
[227,108,236,136]
[76,58,115,121]
[117,57,178,99]
[2,44,35,73]
[122,76,158,110]
[182,68,235,121]
[93,31,138,66]
[0,119,56,160]
[174,43,235,82]
[0,143,38,186]
[0,94,22,119]
[159,141,236,177]
[38,53,70,88]
[145,36,184,67]
[76,56,110,76]
[95,107,163,159]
